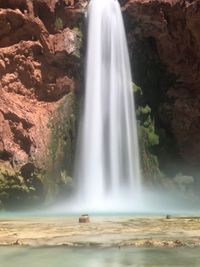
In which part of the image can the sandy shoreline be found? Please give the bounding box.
[0,216,200,248]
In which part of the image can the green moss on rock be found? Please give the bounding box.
[134,83,161,183]
[55,17,63,31]
[72,27,83,59]
[48,91,78,199]
[0,163,44,210]
[138,124,161,184]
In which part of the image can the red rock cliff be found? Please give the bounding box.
[0,0,85,208]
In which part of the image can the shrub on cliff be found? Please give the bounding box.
[133,83,161,184]
[0,164,42,209]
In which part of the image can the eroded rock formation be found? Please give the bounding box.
[0,0,84,208]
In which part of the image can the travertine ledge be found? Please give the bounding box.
[0,216,200,248]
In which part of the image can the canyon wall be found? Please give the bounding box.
[0,0,84,208]
[124,0,200,180]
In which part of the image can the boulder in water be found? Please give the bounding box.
[79,214,90,223]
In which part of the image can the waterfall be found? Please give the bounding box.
[74,0,141,212]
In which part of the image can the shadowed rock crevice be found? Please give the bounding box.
[0,9,40,48]
[124,0,200,181]
[3,111,34,129]
[0,0,28,12]
[0,151,12,161]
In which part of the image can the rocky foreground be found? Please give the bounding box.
[0,216,200,247]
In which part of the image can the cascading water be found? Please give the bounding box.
[74,0,141,212]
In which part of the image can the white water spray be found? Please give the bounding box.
[74,0,141,212]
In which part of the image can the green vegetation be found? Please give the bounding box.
[72,27,83,59]
[48,91,78,199]
[133,83,142,95]
[132,38,181,184]
[133,83,161,183]
[138,123,161,184]
[134,80,194,191]
[0,163,43,209]
[55,17,63,31]
[139,116,159,147]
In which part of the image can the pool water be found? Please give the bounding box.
[0,247,200,267]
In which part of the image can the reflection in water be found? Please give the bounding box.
[0,247,200,267]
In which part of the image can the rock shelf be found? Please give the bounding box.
[0,216,199,248]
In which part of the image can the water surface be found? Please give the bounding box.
[1,247,199,267]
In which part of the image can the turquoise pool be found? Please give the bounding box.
[0,247,199,267]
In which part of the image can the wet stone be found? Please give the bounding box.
[79,214,90,223]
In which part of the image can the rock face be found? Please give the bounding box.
[123,0,200,171]
[0,0,84,208]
